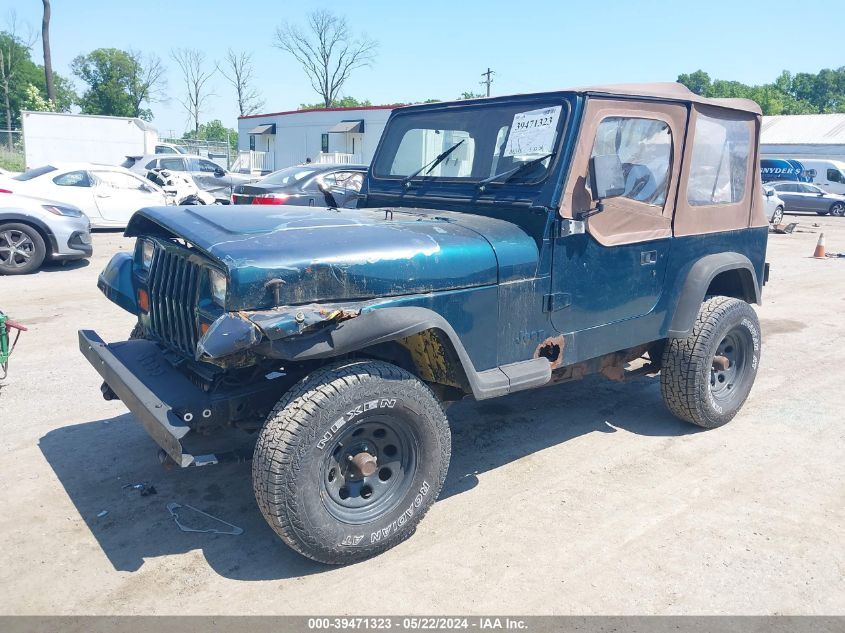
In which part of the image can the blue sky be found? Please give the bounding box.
[6,0,843,135]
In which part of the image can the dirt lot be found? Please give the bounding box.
[0,214,843,615]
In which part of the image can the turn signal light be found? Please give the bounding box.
[137,288,150,313]
[200,323,210,335]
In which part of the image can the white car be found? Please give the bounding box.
[763,186,785,225]
[1,163,167,228]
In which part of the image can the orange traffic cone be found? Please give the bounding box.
[813,233,826,259]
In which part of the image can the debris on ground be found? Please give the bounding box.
[771,222,798,234]
[96,510,108,518]
[122,482,157,496]
[166,502,243,535]
[825,252,845,258]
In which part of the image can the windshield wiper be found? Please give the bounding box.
[477,152,555,190]
[402,139,466,186]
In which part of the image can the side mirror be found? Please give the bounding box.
[317,180,339,208]
[765,189,774,197]
[589,155,626,201]
[214,168,226,177]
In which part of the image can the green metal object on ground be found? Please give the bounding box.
[0,312,26,379]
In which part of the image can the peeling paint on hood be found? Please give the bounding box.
[127,204,537,311]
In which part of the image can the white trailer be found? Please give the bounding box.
[21,111,159,169]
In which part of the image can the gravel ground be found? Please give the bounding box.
[0,214,843,615]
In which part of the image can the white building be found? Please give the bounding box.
[761,113,845,159]
[236,105,397,174]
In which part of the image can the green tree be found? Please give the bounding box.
[458,91,484,100]
[72,48,163,120]
[299,95,372,109]
[182,119,238,152]
[677,70,711,96]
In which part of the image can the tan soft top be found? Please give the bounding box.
[571,82,761,115]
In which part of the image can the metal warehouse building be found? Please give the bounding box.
[236,105,398,174]
[761,113,845,159]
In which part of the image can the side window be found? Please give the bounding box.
[92,170,148,191]
[156,145,177,154]
[321,133,329,154]
[590,117,672,206]
[52,171,90,187]
[777,183,798,193]
[687,113,751,206]
[332,171,363,191]
[144,159,158,170]
[827,168,842,183]
[159,158,185,171]
[800,184,821,194]
[192,159,222,173]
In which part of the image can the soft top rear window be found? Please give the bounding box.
[13,165,56,181]
[372,101,568,183]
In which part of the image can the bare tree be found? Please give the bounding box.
[0,11,36,145]
[127,50,166,119]
[41,0,54,103]
[273,10,377,108]
[170,48,214,133]
[218,49,264,117]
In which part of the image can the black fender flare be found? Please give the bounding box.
[668,252,761,338]
[255,306,550,400]
[0,212,59,255]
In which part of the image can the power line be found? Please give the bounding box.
[480,68,495,97]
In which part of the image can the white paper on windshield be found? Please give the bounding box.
[503,106,562,157]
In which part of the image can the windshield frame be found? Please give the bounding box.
[370,97,572,188]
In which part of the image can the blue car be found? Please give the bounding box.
[80,82,768,564]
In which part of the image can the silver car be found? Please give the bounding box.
[768,181,845,216]
[762,186,785,224]
[0,193,92,274]
[123,154,257,203]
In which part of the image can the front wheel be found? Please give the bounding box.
[661,296,760,428]
[771,205,784,225]
[0,223,46,275]
[830,202,845,217]
[253,360,451,564]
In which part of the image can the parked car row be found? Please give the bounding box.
[124,154,256,203]
[766,180,845,216]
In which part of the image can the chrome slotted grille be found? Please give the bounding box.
[147,244,202,355]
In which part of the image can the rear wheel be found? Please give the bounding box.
[253,360,451,564]
[0,223,46,275]
[661,296,760,428]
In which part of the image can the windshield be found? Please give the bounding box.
[13,165,57,181]
[372,101,567,183]
[262,166,320,186]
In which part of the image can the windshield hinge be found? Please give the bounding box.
[553,218,585,238]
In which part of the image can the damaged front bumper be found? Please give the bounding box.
[79,330,267,467]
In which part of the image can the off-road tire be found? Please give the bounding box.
[0,223,46,275]
[253,360,451,565]
[661,296,760,428]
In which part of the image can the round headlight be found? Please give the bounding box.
[208,269,227,307]
[138,239,155,270]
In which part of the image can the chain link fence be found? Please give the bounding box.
[0,129,24,172]
[160,137,234,169]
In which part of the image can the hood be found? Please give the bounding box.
[126,205,538,310]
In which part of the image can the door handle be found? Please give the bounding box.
[640,250,657,265]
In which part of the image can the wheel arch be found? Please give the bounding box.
[0,213,58,256]
[257,307,483,398]
[668,253,760,338]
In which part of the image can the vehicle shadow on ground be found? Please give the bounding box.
[39,258,90,273]
[39,374,697,580]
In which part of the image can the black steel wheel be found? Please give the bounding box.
[0,223,46,275]
[253,360,451,564]
[661,296,761,428]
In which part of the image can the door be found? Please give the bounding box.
[190,158,229,198]
[820,167,845,194]
[773,183,804,211]
[47,170,99,218]
[551,100,686,341]
[90,169,165,224]
[800,183,839,213]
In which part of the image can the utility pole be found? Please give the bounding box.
[481,67,495,97]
